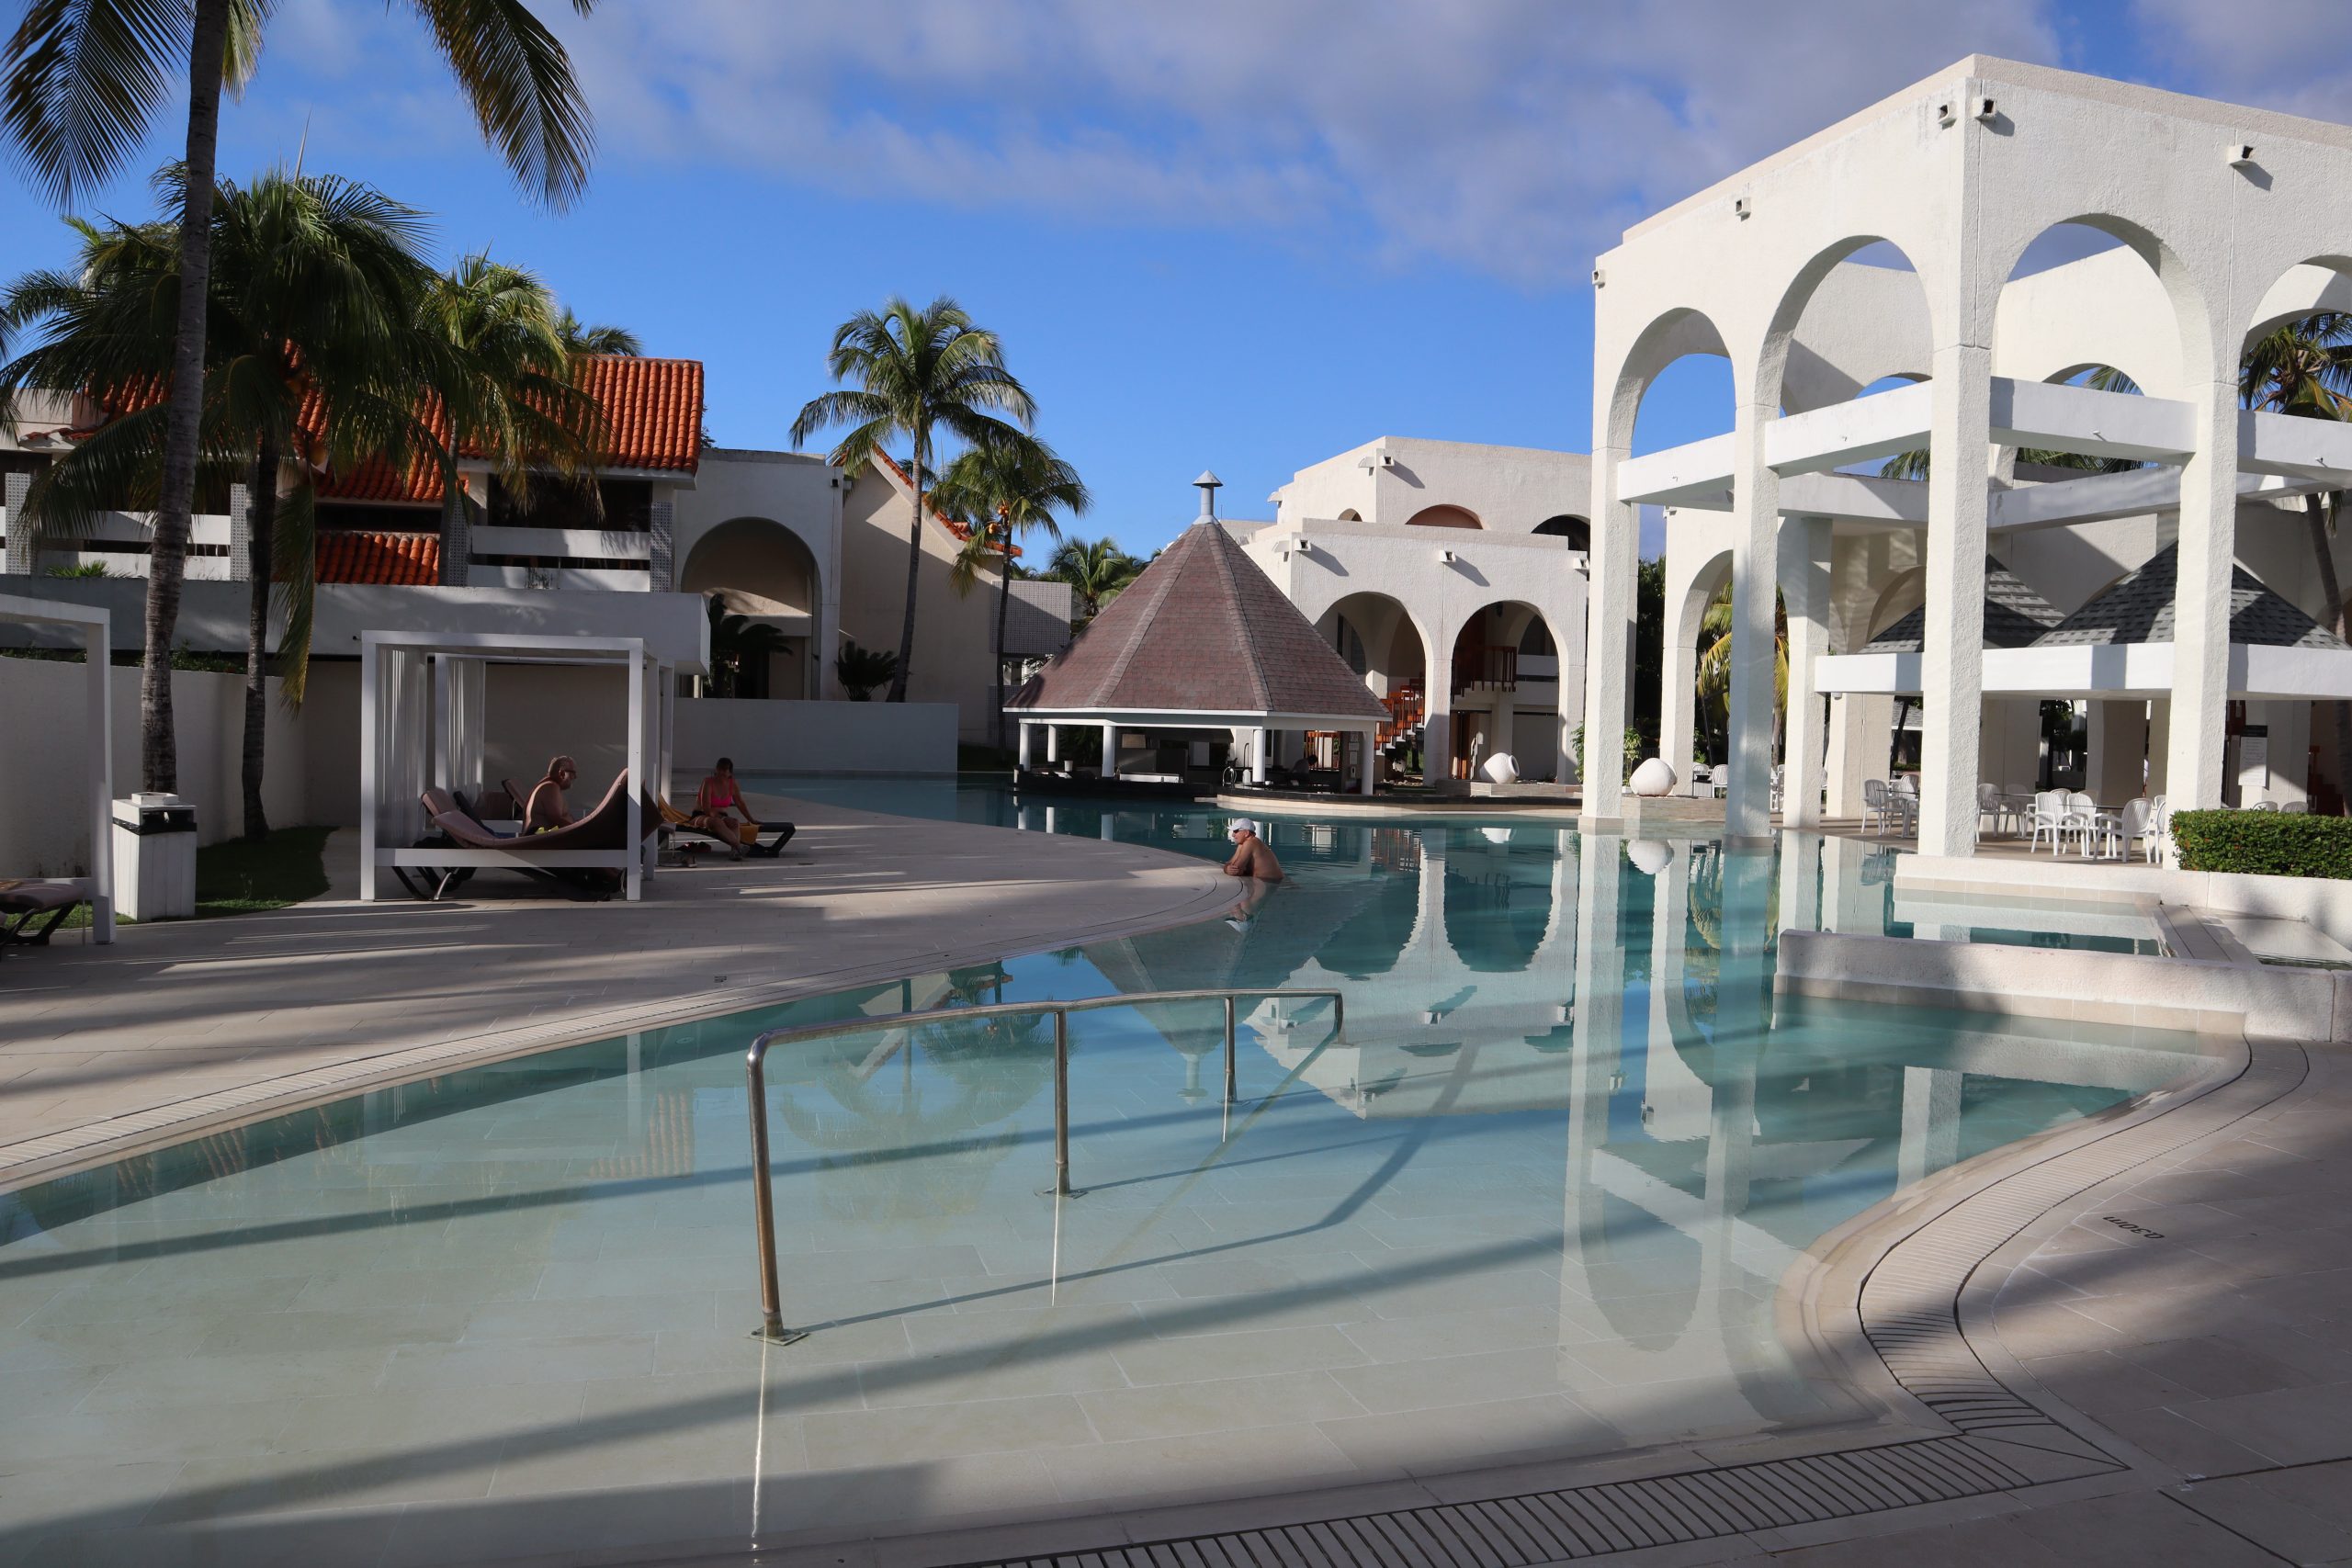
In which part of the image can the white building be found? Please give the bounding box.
[1235,436,1592,784]
[1584,56,2352,850]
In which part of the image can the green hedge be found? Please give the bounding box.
[2168,809,2352,879]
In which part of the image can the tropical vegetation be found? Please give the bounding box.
[0,0,601,795]
[834,638,897,701]
[792,297,1034,703]
[1046,535,1141,623]
[933,436,1090,747]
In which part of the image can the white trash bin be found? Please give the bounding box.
[112,794,198,921]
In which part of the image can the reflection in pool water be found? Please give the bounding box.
[0,793,2214,1562]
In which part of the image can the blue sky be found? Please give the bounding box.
[2,0,2342,558]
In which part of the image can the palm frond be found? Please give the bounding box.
[407,0,596,210]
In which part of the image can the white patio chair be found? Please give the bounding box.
[2027,790,2068,854]
[2249,799,2279,812]
[2115,797,2152,863]
[1862,778,1897,836]
[2064,791,2101,857]
[2140,795,2170,863]
[1976,782,2016,840]
[2282,801,2309,815]
[1769,763,1785,815]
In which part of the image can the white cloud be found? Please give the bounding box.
[2129,0,2352,124]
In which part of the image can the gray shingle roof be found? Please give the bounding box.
[2032,543,2349,649]
[1008,518,1386,718]
[1865,557,2065,652]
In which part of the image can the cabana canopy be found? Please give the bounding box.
[358,630,674,902]
[0,592,111,941]
[1008,493,1386,789]
[1819,547,2352,702]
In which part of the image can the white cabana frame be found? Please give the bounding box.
[0,592,113,942]
[359,629,674,903]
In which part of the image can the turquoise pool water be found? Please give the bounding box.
[0,789,2212,1562]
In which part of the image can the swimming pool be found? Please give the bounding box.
[0,791,2215,1562]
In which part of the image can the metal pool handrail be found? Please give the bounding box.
[744,987,1345,1343]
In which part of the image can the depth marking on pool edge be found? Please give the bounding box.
[953,1041,2307,1568]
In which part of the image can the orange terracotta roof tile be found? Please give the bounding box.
[312,530,439,585]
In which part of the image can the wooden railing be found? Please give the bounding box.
[1453,644,1517,694]
[1376,680,1425,748]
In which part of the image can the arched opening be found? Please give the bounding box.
[1442,601,1565,782]
[1317,592,1430,784]
[1405,503,1481,531]
[680,517,822,699]
[1336,508,1363,522]
[1442,827,1555,972]
[1533,513,1589,551]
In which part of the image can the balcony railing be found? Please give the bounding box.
[1453,644,1517,694]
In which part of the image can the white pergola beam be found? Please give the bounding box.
[1815,641,2352,701]
[1615,433,1735,508]
[1986,377,2194,463]
[1764,379,1934,476]
[2240,406,2352,483]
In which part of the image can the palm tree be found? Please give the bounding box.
[2244,312,2352,808]
[1879,366,2143,481]
[418,253,600,585]
[834,639,897,701]
[1046,536,1140,623]
[790,297,1034,703]
[933,436,1089,748]
[2,0,601,795]
[0,167,439,840]
[556,306,639,355]
[1693,581,1787,763]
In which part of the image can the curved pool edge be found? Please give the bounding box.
[0,795,1239,1195]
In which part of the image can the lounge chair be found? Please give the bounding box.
[504,777,794,862]
[0,879,88,951]
[404,774,658,900]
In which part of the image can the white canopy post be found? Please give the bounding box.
[2,594,120,942]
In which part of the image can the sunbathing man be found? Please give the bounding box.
[524,756,579,834]
[692,756,780,858]
[1223,818,1284,882]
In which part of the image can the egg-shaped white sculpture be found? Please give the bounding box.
[1480,751,1519,784]
[1627,839,1672,875]
[1628,757,1678,797]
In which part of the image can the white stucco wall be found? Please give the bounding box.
[675,698,957,777]
[1272,437,1591,536]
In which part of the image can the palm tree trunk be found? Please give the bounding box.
[2304,492,2352,813]
[992,528,1012,751]
[141,0,232,795]
[239,431,281,840]
[889,429,923,703]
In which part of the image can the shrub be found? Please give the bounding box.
[2168,809,2352,879]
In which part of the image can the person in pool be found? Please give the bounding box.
[524,755,579,833]
[1223,818,1283,881]
[693,757,781,857]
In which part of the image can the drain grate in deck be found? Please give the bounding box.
[959,1435,2041,1567]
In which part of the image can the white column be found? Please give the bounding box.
[1825,694,1888,819]
[1017,721,1035,768]
[1779,516,1833,828]
[1724,400,1780,839]
[1360,727,1378,795]
[625,649,644,902]
[1101,720,1120,779]
[1250,727,1270,784]
[1555,708,1576,791]
[85,614,113,942]
[1897,1066,1963,1188]
[2169,379,2240,810]
[1581,452,1637,821]
[1045,725,1060,764]
[1917,340,1994,856]
[359,637,379,903]
[1661,630,1698,792]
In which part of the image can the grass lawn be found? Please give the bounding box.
[57,825,334,928]
[192,826,334,918]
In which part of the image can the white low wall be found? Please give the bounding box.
[675,698,957,777]
[0,656,306,877]
[1898,853,2352,949]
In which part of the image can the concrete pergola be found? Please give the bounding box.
[358,630,673,903]
[0,592,111,942]
[1581,56,2352,852]
[1010,479,1390,793]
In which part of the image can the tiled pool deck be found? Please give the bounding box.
[4,798,2350,1565]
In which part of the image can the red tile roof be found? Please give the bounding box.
[1010,520,1385,720]
[313,530,440,585]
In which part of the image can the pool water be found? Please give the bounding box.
[0,790,2215,1562]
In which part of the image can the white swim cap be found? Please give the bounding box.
[1227,818,1259,837]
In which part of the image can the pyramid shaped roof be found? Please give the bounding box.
[2032,543,2349,650]
[1866,557,2064,652]
[1010,519,1385,720]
